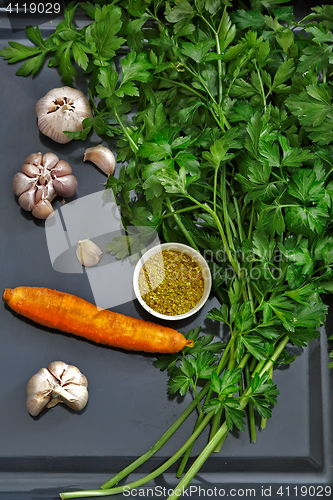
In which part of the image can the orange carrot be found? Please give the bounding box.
[2,287,193,354]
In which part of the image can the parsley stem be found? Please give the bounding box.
[213,167,219,214]
[253,60,267,112]
[99,341,234,493]
[227,338,236,370]
[248,205,255,240]
[252,359,265,376]
[232,194,245,242]
[190,70,215,104]
[100,381,212,491]
[209,409,223,448]
[167,422,230,500]
[213,429,228,453]
[247,278,257,322]
[209,339,244,448]
[113,108,139,154]
[89,88,99,116]
[146,8,165,30]
[324,167,333,182]
[171,337,290,500]
[186,195,241,276]
[249,356,257,372]
[260,366,273,430]
[165,197,199,250]
[156,76,206,101]
[61,414,215,499]
[191,380,203,415]
[199,14,216,34]
[183,339,285,494]
[185,63,225,131]
[215,11,225,105]
[161,204,199,219]
[259,335,289,377]
[177,339,234,477]
[245,363,256,443]
[221,163,236,256]
[199,11,224,105]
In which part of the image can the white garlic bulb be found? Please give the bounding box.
[83,145,116,176]
[36,87,93,144]
[76,239,103,267]
[26,361,88,416]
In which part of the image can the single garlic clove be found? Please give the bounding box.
[42,152,59,171]
[45,180,57,202]
[18,186,37,211]
[21,163,41,178]
[51,160,72,177]
[36,87,92,144]
[27,368,56,396]
[32,199,54,219]
[25,152,43,166]
[35,185,48,203]
[49,385,78,406]
[12,172,37,197]
[61,365,88,387]
[26,367,56,417]
[27,392,53,417]
[52,174,78,198]
[60,384,89,411]
[83,145,116,176]
[47,361,68,382]
[76,239,103,267]
[46,397,62,409]
[35,182,56,204]
[38,169,52,186]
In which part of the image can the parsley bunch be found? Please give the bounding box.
[3,0,333,498]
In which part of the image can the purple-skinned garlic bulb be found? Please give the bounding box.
[12,152,78,219]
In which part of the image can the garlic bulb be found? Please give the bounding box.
[83,145,116,176]
[26,361,88,416]
[12,152,78,219]
[76,239,103,267]
[36,87,92,144]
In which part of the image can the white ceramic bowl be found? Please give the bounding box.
[133,242,212,321]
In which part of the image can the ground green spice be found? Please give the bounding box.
[138,249,205,316]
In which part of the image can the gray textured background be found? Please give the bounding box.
[0,2,332,499]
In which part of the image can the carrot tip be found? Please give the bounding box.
[2,288,12,304]
[186,339,194,348]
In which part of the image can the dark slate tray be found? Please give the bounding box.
[0,2,332,499]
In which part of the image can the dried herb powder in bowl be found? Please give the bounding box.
[138,250,205,316]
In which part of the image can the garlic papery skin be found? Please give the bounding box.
[83,145,116,176]
[76,239,103,267]
[36,87,93,144]
[13,152,78,219]
[26,361,88,417]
